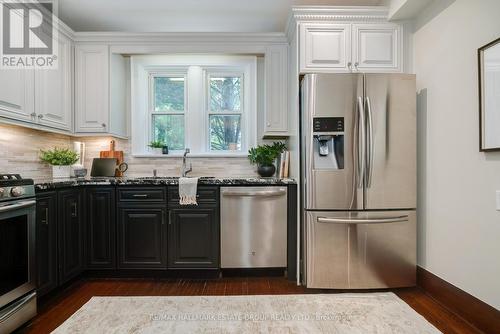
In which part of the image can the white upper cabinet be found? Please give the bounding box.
[0,69,34,123]
[352,23,401,72]
[300,23,351,72]
[299,22,403,73]
[75,44,109,133]
[264,45,289,136]
[35,33,73,132]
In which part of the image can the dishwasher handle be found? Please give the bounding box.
[222,188,287,197]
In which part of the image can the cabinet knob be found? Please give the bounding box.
[354,62,359,70]
[347,62,352,70]
[30,112,37,119]
[102,123,106,128]
[38,114,44,119]
[266,122,271,127]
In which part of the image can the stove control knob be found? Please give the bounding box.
[0,188,4,197]
[10,186,25,197]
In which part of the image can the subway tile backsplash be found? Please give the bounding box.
[0,124,257,180]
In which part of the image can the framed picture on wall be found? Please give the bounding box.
[478,37,500,151]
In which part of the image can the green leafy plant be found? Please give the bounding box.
[40,148,79,166]
[248,142,287,166]
[148,140,165,148]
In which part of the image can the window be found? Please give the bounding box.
[132,55,256,156]
[150,75,186,151]
[208,74,243,151]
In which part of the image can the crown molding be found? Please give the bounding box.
[72,32,288,45]
[285,6,390,40]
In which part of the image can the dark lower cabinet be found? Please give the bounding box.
[58,189,84,285]
[86,187,116,269]
[117,206,167,269]
[36,192,58,297]
[168,208,219,268]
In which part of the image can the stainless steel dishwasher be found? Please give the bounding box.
[221,186,287,268]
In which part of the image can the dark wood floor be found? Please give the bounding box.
[17,277,480,334]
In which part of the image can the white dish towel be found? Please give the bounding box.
[179,177,199,205]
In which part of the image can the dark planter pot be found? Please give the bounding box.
[257,164,276,177]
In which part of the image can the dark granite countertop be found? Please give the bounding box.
[34,176,296,191]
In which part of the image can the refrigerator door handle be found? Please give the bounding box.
[317,215,409,224]
[356,96,366,189]
[365,96,374,188]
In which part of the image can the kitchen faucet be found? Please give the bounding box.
[181,148,192,177]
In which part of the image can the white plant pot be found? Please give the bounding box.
[52,165,71,179]
[152,148,163,155]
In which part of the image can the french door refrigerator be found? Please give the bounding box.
[300,73,416,289]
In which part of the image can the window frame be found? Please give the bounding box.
[131,55,257,157]
[148,71,188,154]
[205,71,245,153]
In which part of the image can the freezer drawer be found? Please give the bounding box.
[304,210,416,289]
[221,187,287,268]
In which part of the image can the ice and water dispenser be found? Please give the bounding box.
[312,117,344,170]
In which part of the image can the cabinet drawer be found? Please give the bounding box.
[168,186,218,206]
[118,187,166,203]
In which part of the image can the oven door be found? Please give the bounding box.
[0,199,36,308]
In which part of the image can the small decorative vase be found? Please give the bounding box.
[257,164,276,177]
[52,165,71,179]
[152,148,162,155]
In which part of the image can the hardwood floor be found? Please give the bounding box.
[17,277,481,334]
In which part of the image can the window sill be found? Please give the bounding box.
[132,153,249,158]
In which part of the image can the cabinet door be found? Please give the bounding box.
[300,23,351,73]
[0,68,34,122]
[264,45,288,135]
[86,187,116,269]
[35,33,72,131]
[36,192,58,297]
[75,44,109,133]
[117,207,167,269]
[352,24,401,72]
[168,208,219,269]
[58,189,84,284]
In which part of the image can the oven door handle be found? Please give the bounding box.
[0,291,36,322]
[0,200,36,213]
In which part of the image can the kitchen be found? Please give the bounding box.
[1,1,500,333]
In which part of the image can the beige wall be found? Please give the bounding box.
[414,0,500,309]
[0,123,257,180]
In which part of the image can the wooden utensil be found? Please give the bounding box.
[99,140,125,177]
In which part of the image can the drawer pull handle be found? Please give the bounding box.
[133,194,148,198]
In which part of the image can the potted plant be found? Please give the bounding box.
[248,142,287,177]
[40,148,79,179]
[148,141,165,155]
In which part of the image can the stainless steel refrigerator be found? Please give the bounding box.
[300,73,417,289]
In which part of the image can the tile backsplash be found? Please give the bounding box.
[0,123,71,179]
[80,137,257,178]
[0,123,257,180]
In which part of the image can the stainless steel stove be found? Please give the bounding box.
[0,174,37,333]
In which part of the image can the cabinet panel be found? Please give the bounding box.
[168,208,219,269]
[0,69,34,122]
[35,33,72,131]
[264,45,288,135]
[352,24,401,72]
[300,23,351,72]
[75,44,109,133]
[117,207,167,269]
[36,192,58,297]
[58,189,84,285]
[86,187,116,269]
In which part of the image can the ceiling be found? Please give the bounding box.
[57,0,385,33]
